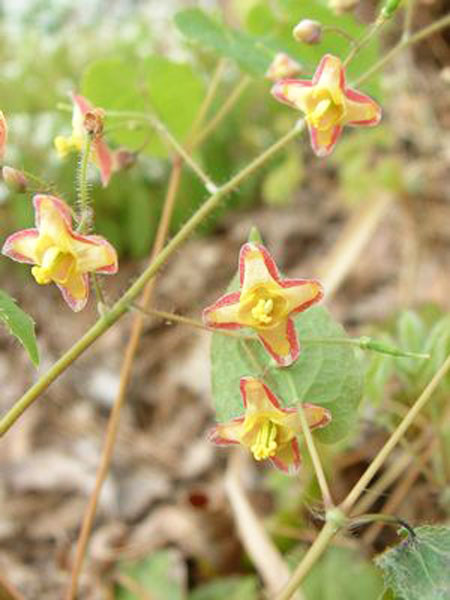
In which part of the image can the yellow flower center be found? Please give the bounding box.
[32,246,75,285]
[306,88,346,131]
[250,420,278,461]
[251,298,274,325]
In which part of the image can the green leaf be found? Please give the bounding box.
[302,547,383,600]
[175,8,275,76]
[0,290,39,367]
[81,55,205,157]
[211,303,364,444]
[115,550,185,600]
[375,525,450,600]
[189,576,258,600]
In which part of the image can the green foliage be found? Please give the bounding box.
[0,290,39,367]
[302,547,383,600]
[81,55,205,157]
[115,551,184,600]
[189,576,258,600]
[175,8,275,76]
[376,526,450,600]
[211,301,364,443]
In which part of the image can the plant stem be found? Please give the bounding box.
[402,0,416,41]
[343,19,385,68]
[274,521,337,600]
[286,374,334,509]
[354,13,450,86]
[191,75,251,149]
[131,303,253,340]
[76,134,93,233]
[341,353,450,513]
[189,58,227,140]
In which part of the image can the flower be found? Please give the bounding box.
[271,54,382,157]
[208,377,331,474]
[0,111,7,160]
[265,53,303,82]
[54,93,113,187]
[292,19,322,45]
[203,242,323,367]
[2,194,118,311]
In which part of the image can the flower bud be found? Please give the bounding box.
[0,111,8,160]
[292,19,322,45]
[83,108,105,138]
[1,166,28,193]
[265,53,303,81]
[380,0,403,18]
[112,148,137,172]
[328,0,359,14]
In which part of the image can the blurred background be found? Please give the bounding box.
[0,0,449,598]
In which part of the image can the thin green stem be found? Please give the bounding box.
[76,134,93,233]
[322,25,357,47]
[189,58,227,140]
[343,19,385,68]
[191,75,251,149]
[402,0,416,41]
[131,304,253,340]
[0,120,305,437]
[354,13,450,86]
[341,353,450,513]
[286,374,334,509]
[274,521,337,600]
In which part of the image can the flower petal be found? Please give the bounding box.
[270,438,301,474]
[70,233,118,274]
[304,403,332,430]
[309,124,342,157]
[240,376,284,413]
[2,229,40,264]
[57,273,89,312]
[207,417,245,445]
[0,111,8,159]
[257,317,299,367]
[34,195,74,240]
[239,243,281,294]
[271,79,313,112]
[71,93,91,137]
[281,278,324,314]
[344,88,382,126]
[313,54,345,96]
[93,138,113,187]
[202,292,242,330]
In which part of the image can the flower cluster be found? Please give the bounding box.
[203,242,330,473]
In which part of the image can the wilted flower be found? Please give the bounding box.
[266,53,303,81]
[272,54,382,157]
[54,94,113,187]
[208,377,331,474]
[293,19,322,44]
[2,195,118,311]
[0,111,7,160]
[203,242,323,367]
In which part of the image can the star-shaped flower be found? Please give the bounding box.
[208,377,331,474]
[54,93,113,187]
[203,242,323,367]
[271,54,382,157]
[2,195,118,311]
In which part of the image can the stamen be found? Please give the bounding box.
[250,421,278,461]
[251,298,274,325]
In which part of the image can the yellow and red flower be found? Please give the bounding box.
[2,195,118,311]
[54,93,113,187]
[0,111,8,160]
[203,243,323,367]
[271,54,382,157]
[209,377,331,474]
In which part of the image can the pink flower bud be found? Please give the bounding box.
[292,19,322,44]
[2,166,28,193]
[0,111,8,160]
[265,53,303,81]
